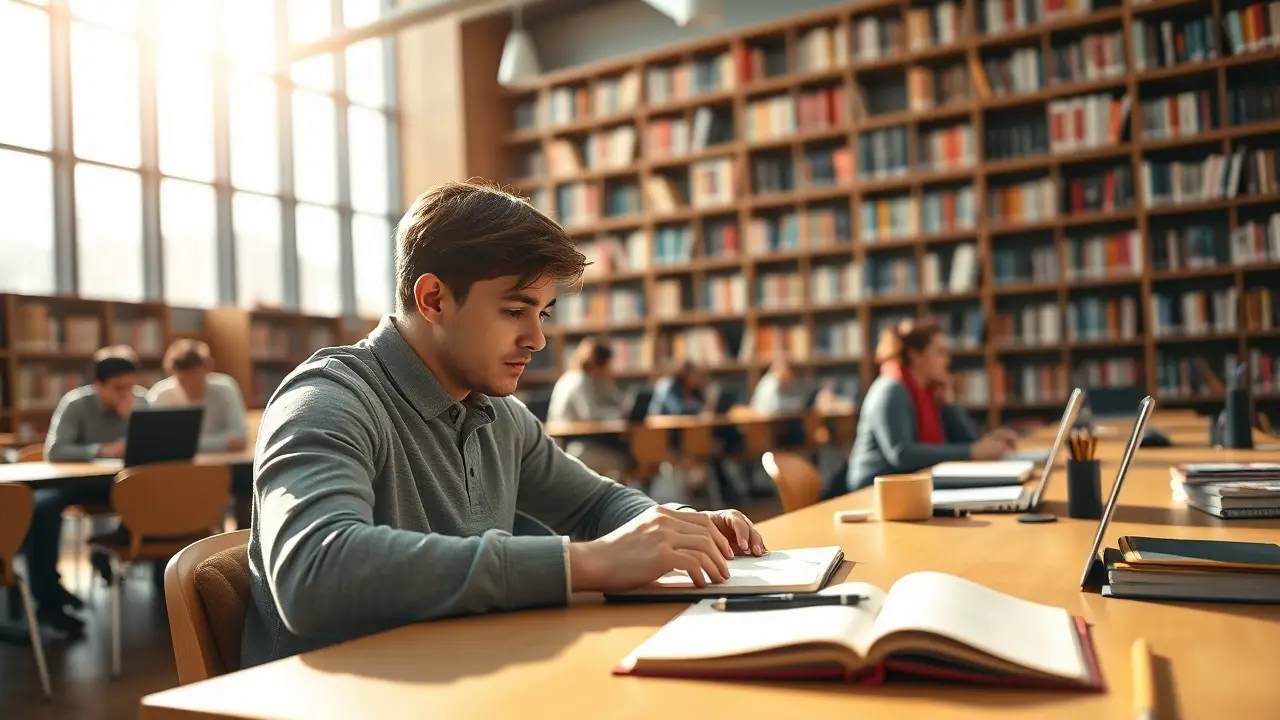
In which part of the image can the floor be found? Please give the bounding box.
[0,562,176,720]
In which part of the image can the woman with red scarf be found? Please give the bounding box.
[844,318,1017,493]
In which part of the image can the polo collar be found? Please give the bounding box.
[367,316,495,422]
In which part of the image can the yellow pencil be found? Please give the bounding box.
[1132,638,1155,720]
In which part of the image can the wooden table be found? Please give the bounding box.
[140,418,1280,720]
[0,451,255,490]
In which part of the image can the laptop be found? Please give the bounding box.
[933,388,1085,513]
[620,388,653,423]
[1080,395,1156,589]
[92,406,204,469]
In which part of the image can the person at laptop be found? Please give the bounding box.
[547,336,630,479]
[649,360,709,416]
[243,182,765,668]
[147,338,249,452]
[25,346,149,636]
[845,318,1018,492]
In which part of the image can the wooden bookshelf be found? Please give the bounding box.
[487,0,1280,426]
[205,307,344,409]
[0,296,375,443]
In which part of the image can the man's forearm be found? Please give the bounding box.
[265,519,570,639]
[46,440,97,462]
[564,483,655,540]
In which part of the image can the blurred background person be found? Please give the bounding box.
[845,318,1016,492]
[547,337,629,479]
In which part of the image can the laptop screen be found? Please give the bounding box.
[1028,388,1085,507]
[1078,395,1156,588]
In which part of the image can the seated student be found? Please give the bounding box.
[648,360,709,416]
[26,346,149,636]
[547,337,630,478]
[147,338,249,452]
[751,358,809,447]
[243,182,766,668]
[846,318,1016,492]
[750,358,808,414]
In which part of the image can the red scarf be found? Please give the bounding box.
[880,360,944,444]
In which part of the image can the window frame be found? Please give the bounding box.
[0,0,401,318]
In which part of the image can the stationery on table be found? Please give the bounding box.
[604,546,845,601]
[930,460,1035,489]
[1068,428,1098,462]
[1169,463,1280,519]
[1102,537,1280,603]
[614,571,1104,691]
[1132,639,1155,720]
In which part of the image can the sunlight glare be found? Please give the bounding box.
[353,214,394,317]
[75,164,144,302]
[71,22,141,167]
[233,192,284,310]
[154,0,215,55]
[296,203,343,317]
[0,151,56,295]
[0,2,53,151]
[70,0,136,31]
[157,49,215,182]
[229,73,280,193]
[161,179,219,308]
[292,90,338,205]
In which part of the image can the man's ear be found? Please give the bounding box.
[413,273,451,325]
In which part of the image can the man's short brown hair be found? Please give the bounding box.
[394,181,587,312]
[164,338,212,373]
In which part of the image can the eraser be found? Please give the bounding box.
[834,509,873,523]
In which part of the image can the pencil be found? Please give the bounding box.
[1132,638,1155,720]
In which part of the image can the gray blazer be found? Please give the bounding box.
[845,376,981,493]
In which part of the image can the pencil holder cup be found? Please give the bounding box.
[1224,388,1254,450]
[1066,459,1102,520]
[1210,411,1226,447]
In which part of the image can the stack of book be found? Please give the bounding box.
[1103,537,1280,604]
[1169,462,1280,519]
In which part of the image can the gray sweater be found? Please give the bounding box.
[241,317,656,668]
[846,376,981,492]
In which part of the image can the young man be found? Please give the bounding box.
[28,346,149,636]
[147,338,249,452]
[244,182,767,668]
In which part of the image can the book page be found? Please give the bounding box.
[858,572,1087,682]
[644,546,842,592]
[622,582,887,663]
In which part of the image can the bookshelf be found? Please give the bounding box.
[0,296,371,444]
[205,307,344,409]
[492,0,1280,426]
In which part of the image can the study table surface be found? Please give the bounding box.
[140,420,1280,720]
[0,451,255,490]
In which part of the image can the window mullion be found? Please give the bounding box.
[334,0,356,320]
[213,9,235,306]
[50,0,77,294]
[138,0,163,301]
[276,0,299,311]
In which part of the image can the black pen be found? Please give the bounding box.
[932,507,970,518]
[710,593,869,612]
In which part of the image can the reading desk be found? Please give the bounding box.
[140,416,1280,720]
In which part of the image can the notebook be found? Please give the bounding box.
[604,546,844,601]
[615,571,1103,690]
[931,460,1035,489]
[1118,536,1280,571]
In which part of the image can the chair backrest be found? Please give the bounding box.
[110,462,232,559]
[15,444,43,463]
[0,483,35,588]
[164,529,251,684]
[761,451,825,514]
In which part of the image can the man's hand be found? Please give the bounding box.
[684,507,766,557]
[225,436,247,452]
[970,431,1016,460]
[569,505,736,592]
[97,439,125,459]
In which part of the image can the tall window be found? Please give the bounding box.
[0,0,400,317]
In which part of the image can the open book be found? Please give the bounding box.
[605,546,844,600]
[616,571,1103,690]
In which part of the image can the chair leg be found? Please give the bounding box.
[109,556,123,678]
[16,574,52,700]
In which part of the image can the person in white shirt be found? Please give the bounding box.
[750,358,808,415]
[147,339,249,453]
[547,337,630,479]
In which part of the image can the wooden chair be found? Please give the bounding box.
[760,451,825,514]
[15,444,113,592]
[164,529,250,685]
[0,483,52,699]
[89,462,232,677]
